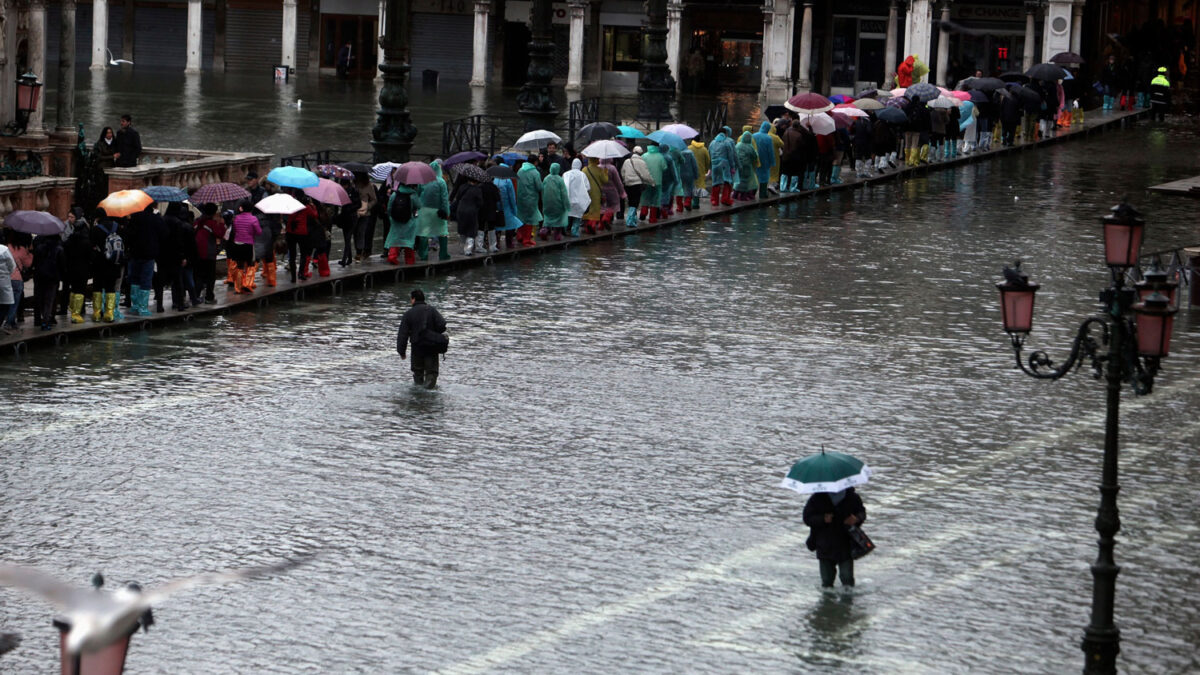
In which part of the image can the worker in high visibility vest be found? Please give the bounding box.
[1150,67,1172,122]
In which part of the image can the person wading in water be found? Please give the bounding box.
[396,288,447,389]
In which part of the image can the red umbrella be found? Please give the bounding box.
[302,177,351,206]
[785,92,834,114]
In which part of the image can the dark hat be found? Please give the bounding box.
[245,171,259,180]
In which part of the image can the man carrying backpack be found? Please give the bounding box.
[396,288,447,389]
[90,209,125,321]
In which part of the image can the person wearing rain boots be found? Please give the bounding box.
[852,118,873,178]
[453,174,486,254]
[957,100,976,155]
[733,132,760,199]
[286,198,317,280]
[830,125,849,183]
[62,214,93,323]
[619,147,651,226]
[176,208,200,307]
[688,138,710,200]
[872,114,896,173]
[541,163,570,241]
[928,105,947,162]
[396,288,447,389]
[228,201,262,294]
[780,119,804,191]
[385,184,419,264]
[1099,55,1120,111]
[676,146,699,211]
[1150,66,1171,122]
[478,175,502,253]
[125,203,164,317]
[581,156,608,232]
[766,122,785,192]
[657,148,679,217]
[562,158,590,235]
[416,160,452,261]
[708,129,736,205]
[752,122,776,198]
[599,159,625,230]
[155,202,188,311]
[193,203,225,303]
[514,159,542,247]
[253,208,280,289]
[89,210,122,320]
[638,145,666,223]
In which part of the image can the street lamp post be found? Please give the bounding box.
[638,0,676,121]
[996,203,1178,675]
[371,0,417,163]
[516,0,557,132]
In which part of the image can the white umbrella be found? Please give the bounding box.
[801,113,836,136]
[513,129,562,151]
[659,123,699,140]
[928,96,960,108]
[831,107,869,118]
[580,139,630,159]
[255,193,306,215]
[370,162,401,182]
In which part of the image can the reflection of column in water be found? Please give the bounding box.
[183,72,201,129]
[470,86,487,117]
[276,77,299,130]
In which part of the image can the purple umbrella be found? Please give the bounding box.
[190,182,252,204]
[389,161,437,187]
[444,150,487,167]
[4,210,65,235]
[303,177,351,206]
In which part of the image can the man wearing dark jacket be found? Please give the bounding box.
[113,114,142,168]
[803,487,867,588]
[126,204,166,316]
[396,288,447,388]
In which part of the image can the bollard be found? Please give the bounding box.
[54,333,69,347]
[363,274,374,289]
[53,619,135,675]
[1186,247,1200,307]
[332,280,343,296]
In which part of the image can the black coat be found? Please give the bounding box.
[63,225,93,281]
[453,182,485,238]
[396,301,446,358]
[113,126,142,167]
[803,488,867,562]
[127,210,166,261]
[480,181,502,231]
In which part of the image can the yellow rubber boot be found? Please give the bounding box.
[919,145,930,163]
[103,292,116,322]
[92,291,104,321]
[69,293,85,323]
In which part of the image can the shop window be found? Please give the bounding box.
[604,26,644,72]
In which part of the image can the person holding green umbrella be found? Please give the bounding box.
[781,449,870,588]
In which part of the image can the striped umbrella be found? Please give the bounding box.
[370,162,401,182]
[141,186,189,202]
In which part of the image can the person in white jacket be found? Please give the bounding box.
[619,147,654,227]
[562,158,591,237]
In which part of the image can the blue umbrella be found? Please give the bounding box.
[647,129,686,150]
[617,125,646,138]
[266,166,320,189]
[141,185,189,202]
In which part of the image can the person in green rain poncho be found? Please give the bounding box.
[540,163,569,241]
[385,184,420,265]
[638,145,666,224]
[414,160,451,261]
[675,145,699,212]
[733,132,761,200]
[515,160,542,247]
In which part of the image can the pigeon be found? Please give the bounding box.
[105,48,133,66]
[1003,260,1029,286]
[0,632,19,657]
[0,556,309,654]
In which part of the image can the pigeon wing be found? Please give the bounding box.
[140,556,310,607]
[0,565,93,611]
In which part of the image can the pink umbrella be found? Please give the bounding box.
[785,92,834,114]
[389,161,437,187]
[303,177,351,206]
[832,105,869,118]
[948,90,971,101]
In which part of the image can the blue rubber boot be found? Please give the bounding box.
[830,166,842,184]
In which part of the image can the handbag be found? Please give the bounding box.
[847,525,875,559]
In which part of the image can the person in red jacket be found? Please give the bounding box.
[896,55,915,88]
[286,197,318,282]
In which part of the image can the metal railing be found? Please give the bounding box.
[279,149,375,169]
[567,98,599,145]
[442,115,499,158]
[698,102,729,141]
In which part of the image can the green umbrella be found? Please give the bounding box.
[780,449,871,495]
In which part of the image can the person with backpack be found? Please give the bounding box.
[415,160,452,261]
[384,183,419,265]
[395,288,447,389]
[90,208,125,321]
[193,203,225,303]
[32,234,65,330]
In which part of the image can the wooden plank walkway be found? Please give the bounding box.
[1,106,1148,356]
[1148,175,1200,197]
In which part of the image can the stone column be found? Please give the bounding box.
[884,0,898,86]
[55,0,76,134]
[372,0,417,162]
[1070,0,1083,54]
[665,0,682,92]
[903,0,912,58]
[281,0,297,68]
[935,1,950,86]
[469,0,490,86]
[637,0,675,120]
[91,0,108,69]
[796,1,812,89]
[1022,2,1036,71]
[761,0,794,100]
[376,0,386,81]
[518,0,557,130]
[566,0,587,92]
[122,0,133,61]
[1042,0,1072,61]
[185,0,202,72]
[27,0,46,136]
[908,0,931,68]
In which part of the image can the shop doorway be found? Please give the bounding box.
[321,15,378,77]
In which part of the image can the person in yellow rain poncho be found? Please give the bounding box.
[689,139,710,197]
[767,123,784,190]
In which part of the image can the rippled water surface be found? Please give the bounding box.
[3,119,1200,673]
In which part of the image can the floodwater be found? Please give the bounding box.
[3,80,1200,673]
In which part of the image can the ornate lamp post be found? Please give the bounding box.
[15,72,44,134]
[996,203,1178,675]
[371,0,417,163]
[517,0,557,132]
[638,0,675,121]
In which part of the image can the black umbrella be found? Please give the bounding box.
[763,105,788,121]
[455,163,489,182]
[485,164,516,179]
[877,107,908,124]
[1025,62,1069,81]
[573,122,620,146]
[962,76,1005,92]
[968,89,990,104]
[340,161,372,174]
[999,71,1030,83]
[1015,85,1043,106]
[1049,52,1085,65]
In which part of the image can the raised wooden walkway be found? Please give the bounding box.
[1,106,1149,356]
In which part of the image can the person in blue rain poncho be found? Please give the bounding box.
[493,171,523,249]
[708,126,737,206]
[752,122,777,199]
[638,145,667,224]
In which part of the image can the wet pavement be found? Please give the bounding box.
[2,81,1200,673]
